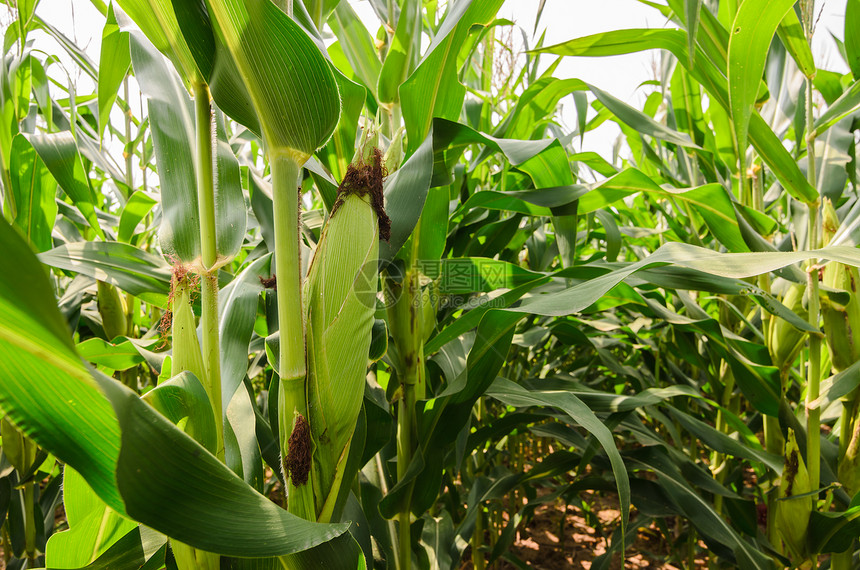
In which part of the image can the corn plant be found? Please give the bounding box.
[2,0,860,569]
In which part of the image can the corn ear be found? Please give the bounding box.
[97,280,127,341]
[839,416,860,496]
[775,429,812,560]
[822,197,840,244]
[299,151,385,520]
[821,261,860,372]
[767,283,808,378]
[171,284,207,389]
[168,275,220,569]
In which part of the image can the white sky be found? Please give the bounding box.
[10,0,851,185]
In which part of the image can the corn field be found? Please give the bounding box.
[0,0,859,568]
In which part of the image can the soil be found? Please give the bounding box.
[467,491,707,569]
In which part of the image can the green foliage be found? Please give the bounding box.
[1,1,860,569]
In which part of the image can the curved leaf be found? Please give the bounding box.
[487,378,630,546]
[10,133,57,252]
[38,241,171,307]
[45,467,137,568]
[401,0,503,155]
[143,371,217,454]
[98,4,131,142]
[727,0,796,162]
[534,28,818,203]
[177,0,340,155]
[25,131,104,239]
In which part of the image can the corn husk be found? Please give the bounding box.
[300,158,382,519]
[775,429,812,560]
[767,283,808,378]
[168,275,220,570]
[821,261,860,372]
[839,417,860,496]
[97,280,127,341]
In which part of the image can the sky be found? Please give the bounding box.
[8,0,851,181]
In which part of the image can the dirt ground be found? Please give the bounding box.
[470,491,707,569]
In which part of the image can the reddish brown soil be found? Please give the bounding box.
[463,491,707,569]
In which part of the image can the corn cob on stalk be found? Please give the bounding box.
[97,280,127,341]
[767,282,808,379]
[284,148,388,522]
[839,414,860,496]
[775,429,812,561]
[821,200,860,372]
[818,200,860,505]
[167,268,220,570]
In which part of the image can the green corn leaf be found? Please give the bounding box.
[812,78,860,138]
[847,0,860,79]
[219,255,272,411]
[628,447,772,568]
[0,218,123,512]
[98,4,131,142]
[500,77,587,140]
[401,0,503,155]
[222,532,367,570]
[727,0,796,165]
[143,371,217,455]
[9,134,57,252]
[25,131,104,239]
[776,7,815,79]
[533,28,818,203]
[329,1,382,101]
[510,241,860,319]
[77,337,146,371]
[377,0,420,105]
[487,377,630,547]
[1,218,349,556]
[117,189,157,244]
[33,16,98,80]
[38,241,171,307]
[44,467,138,567]
[380,131,434,261]
[588,83,698,148]
[116,0,203,85]
[174,0,340,156]
[684,0,702,67]
[78,527,168,570]
[300,0,341,29]
[28,55,52,130]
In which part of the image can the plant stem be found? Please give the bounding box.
[124,78,134,190]
[193,82,224,460]
[375,452,402,570]
[806,267,821,488]
[803,31,821,501]
[270,151,315,519]
[391,260,427,570]
[194,83,217,273]
[23,480,36,561]
[397,378,415,570]
[472,502,485,570]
